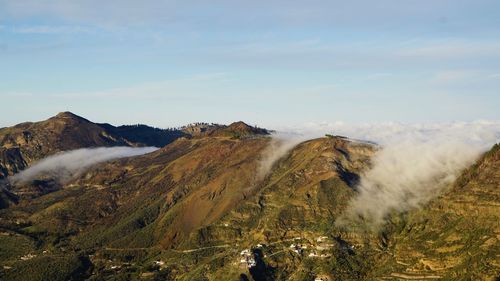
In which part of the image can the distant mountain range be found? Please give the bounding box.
[0,113,497,281]
[0,112,268,179]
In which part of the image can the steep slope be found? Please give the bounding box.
[171,143,499,281]
[0,148,27,178]
[180,137,376,280]
[0,135,374,281]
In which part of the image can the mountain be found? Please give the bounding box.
[97,124,188,148]
[180,121,270,138]
[0,129,375,280]
[0,114,497,281]
[0,112,186,178]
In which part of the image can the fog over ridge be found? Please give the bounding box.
[257,132,309,180]
[271,121,500,228]
[10,146,158,184]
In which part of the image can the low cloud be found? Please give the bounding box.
[10,146,157,184]
[277,121,500,229]
[257,132,309,180]
[337,139,482,228]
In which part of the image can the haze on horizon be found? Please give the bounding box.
[1,0,499,128]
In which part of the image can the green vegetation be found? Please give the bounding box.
[1,255,90,281]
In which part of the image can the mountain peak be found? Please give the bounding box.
[227,121,251,129]
[55,111,83,119]
[51,112,92,125]
[208,121,269,138]
[227,121,268,134]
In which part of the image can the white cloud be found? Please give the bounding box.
[280,121,500,146]
[488,73,500,79]
[398,40,500,59]
[431,70,480,84]
[366,73,393,80]
[12,25,91,34]
[257,132,309,180]
[337,139,482,228]
[280,121,500,229]
[10,146,157,184]
[49,73,230,99]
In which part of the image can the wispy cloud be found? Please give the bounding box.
[488,73,500,79]
[49,73,231,99]
[431,70,480,84]
[338,139,482,229]
[2,0,498,33]
[12,25,91,34]
[279,121,500,229]
[366,73,393,80]
[398,40,500,59]
[10,146,157,184]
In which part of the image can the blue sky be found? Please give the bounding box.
[1,0,499,128]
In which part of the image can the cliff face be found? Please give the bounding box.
[0,148,27,179]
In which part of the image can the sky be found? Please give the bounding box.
[1,0,499,128]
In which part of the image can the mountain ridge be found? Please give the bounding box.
[0,112,269,179]
[0,113,497,281]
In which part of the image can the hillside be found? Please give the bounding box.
[180,121,270,138]
[0,114,497,280]
[0,131,377,280]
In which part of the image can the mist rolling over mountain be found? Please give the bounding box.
[0,113,498,281]
[9,146,158,184]
[2,0,500,280]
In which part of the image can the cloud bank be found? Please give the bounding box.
[10,146,157,184]
[277,121,500,228]
[338,139,482,228]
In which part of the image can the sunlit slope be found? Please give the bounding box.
[0,134,498,280]
[179,137,375,280]
[0,135,375,280]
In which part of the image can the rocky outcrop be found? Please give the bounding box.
[0,147,27,179]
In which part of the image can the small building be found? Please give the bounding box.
[153,260,165,266]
